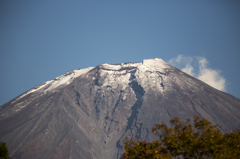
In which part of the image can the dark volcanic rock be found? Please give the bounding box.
[0,58,240,159]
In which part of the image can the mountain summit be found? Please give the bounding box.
[1,58,240,159]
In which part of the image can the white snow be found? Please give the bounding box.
[100,69,132,89]
[101,62,143,70]
[102,64,122,70]
[43,67,94,92]
[12,67,94,104]
[121,62,142,68]
[102,58,169,72]
[141,58,169,72]
[98,58,170,93]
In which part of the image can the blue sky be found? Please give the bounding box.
[1,0,240,106]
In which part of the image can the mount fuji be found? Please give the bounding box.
[1,58,240,159]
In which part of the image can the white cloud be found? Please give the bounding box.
[182,64,195,76]
[168,55,226,91]
[169,55,192,65]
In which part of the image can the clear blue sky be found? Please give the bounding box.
[1,0,240,106]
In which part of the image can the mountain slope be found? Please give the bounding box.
[0,58,240,159]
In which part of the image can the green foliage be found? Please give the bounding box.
[122,138,171,159]
[121,116,240,159]
[0,141,10,159]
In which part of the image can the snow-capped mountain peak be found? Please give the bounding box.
[1,58,240,159]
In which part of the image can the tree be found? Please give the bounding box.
[121,116,240,159]
[0,141,10,159]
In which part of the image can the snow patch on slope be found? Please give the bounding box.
[141,58,169,72]
[12,67,94,104]
[101,64,122,70]
[45,67,94,92]
[97,58,170,92]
